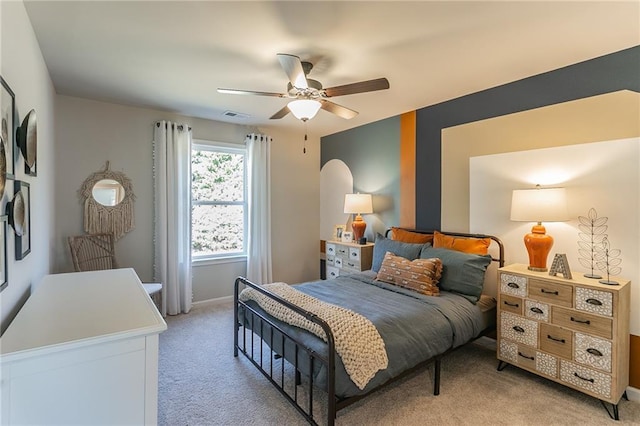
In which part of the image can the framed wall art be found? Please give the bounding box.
[8,180,30,260]
[1,76,15,179]
[0,215,7,292]
[17,109,36,176]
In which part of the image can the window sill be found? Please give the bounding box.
[192,255,247,267]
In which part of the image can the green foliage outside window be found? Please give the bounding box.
[191,148,245,257]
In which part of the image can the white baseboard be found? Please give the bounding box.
[192,295,234,307]
[626,386,640,402]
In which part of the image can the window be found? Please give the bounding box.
[191,141,247,260]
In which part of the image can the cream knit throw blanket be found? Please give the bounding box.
[239,283,388,390]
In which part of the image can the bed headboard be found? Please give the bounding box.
[384,228,505,297]
[384,228,504,267]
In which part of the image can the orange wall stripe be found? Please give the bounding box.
[400,111,416,228]
[630,334,640,388]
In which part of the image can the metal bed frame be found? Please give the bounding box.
[234,230,504,425]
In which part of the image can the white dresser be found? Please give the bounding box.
[0,268,167,425]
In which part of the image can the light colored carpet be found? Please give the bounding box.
[158,302,640,425]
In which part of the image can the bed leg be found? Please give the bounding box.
[433,357,441,396]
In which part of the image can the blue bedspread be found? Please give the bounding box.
[241,271,485,398]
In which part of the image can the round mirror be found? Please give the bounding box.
[92,179,125,206]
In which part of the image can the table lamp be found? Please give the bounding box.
[344,193,373,242]
[510,185,569,271]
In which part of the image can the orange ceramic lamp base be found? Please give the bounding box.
[351,214,367,241]
[524,223,554,272]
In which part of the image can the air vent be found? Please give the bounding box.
[223,110,250,119]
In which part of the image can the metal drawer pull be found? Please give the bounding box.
[586,348,603,357]
[540,289,559,295]
[574,372,595,383]
[507,282,520,289]
[570,317,591,325]
[547,334,566,344]
[586,298,603,306]
[530,307,544,314]
[347,262,356,267]
[504,301,519,307]
[518,352,534,361]
[512,326,525,333]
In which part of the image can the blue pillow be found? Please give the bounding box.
[371,233,428,272]
[420,246,492,303]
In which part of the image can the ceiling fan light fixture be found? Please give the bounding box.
[288,99,321,121]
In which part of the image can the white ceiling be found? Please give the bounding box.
[23,1,640,137]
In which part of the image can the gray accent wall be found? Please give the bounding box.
[321,116,401,233]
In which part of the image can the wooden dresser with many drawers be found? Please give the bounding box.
[497,264,630,420]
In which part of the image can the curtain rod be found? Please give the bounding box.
[155,121,191,132]
[245,134,270,141]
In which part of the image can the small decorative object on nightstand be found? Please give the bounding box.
[549,253,572,279]
[497,264,630,420]
[325,240,374,279]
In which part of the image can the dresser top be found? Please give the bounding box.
[499,263,630,289]
[1,268,167,361]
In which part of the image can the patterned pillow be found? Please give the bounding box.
[376,251,442,296]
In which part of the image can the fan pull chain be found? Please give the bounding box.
[303,121,307,154]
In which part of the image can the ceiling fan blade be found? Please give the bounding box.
[269,105,290,120]
[277,53,308,90]
[320,100,358,119]
[218,88,286,97]
[323,78,389,97]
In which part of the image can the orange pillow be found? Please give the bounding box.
[390,227,434,244]
[433,231,490,255]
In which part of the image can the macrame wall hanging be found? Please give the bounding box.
[79,161,135,240]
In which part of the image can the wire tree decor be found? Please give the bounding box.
[577,208,606,279]
[595,236,622,285]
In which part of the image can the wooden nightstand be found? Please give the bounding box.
[325,241,374,279]
[496,264,630,420]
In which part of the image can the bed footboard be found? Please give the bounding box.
[234,277,337,426]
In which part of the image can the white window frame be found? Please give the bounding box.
[191,139,247,263]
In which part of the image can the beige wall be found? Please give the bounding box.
[55,96,320,303]
[441,90,640,232]
[0,1,56,332]
[440,90,640,392]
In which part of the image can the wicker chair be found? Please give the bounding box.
[68,233,162,310]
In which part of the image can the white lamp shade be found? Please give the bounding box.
[510,187,569,222]
[344,193,373,214]
[288,99,321,120]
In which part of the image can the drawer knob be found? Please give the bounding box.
[504,301,519,307]
[570,316,591,325]
[530,307,544,314]
[573,372,595,383]
[546,334,566,344]
[512,325,525,333]
[507,282,520,289]
[351,252,357,257]
[586,348,603,357]
[540,289,559,295]
[586,298,603,306]
[518,352,535,361]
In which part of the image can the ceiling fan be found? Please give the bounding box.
[218,53,390,121]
